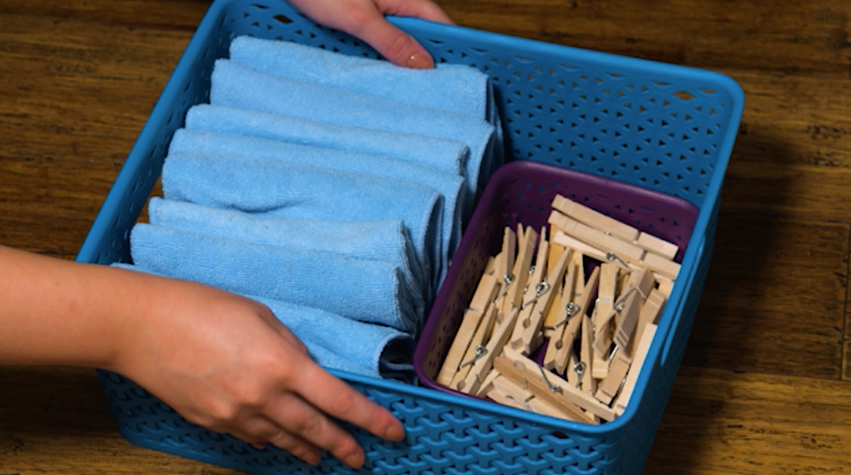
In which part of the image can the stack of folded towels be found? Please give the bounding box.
[119,36,503,382]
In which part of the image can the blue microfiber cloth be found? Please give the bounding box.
[229,36,493,121]
[168,129,465,270]
[130,223,421,334]
[209,59,497,203]
[185,104,469,178]
[161,152,442,294]
[112,263,415,381]
[146,197,428,305]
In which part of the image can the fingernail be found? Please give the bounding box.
[406,52,434,69]
[385,422,405,441]
[345,450,365,469]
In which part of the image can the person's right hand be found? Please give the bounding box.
[288,0,453,69]
[112,271,405,468]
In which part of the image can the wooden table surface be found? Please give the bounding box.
[2,0,850,473]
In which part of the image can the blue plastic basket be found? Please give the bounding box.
[76,1,744,473]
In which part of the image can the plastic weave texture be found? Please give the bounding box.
[75,1,744,474]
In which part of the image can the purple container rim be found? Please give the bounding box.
[413,160,700,400]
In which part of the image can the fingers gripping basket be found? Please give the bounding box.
[76,1,744,473]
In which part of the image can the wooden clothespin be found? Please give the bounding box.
[449,304,498,390]
[551,195,639,243]
[552,231,619,268]
[595,346,631,406]
[542,257,577,337]
[518,246,572,354]
[547,224,567,277]
[628,290,666,359]
[474,368,501,398]
[655,274,675,298]
[612,267,656,350]
[635,232,679,260]
[510,229,549,351]
[458,308,519,395]
[579,310,596,395]
[501,227,537,319]
[492,227,516,316]
[592,263,620,358]
[642,252,680,280]
[497,347,616,422]
[614,323,657,416]
[436,273,499,386]
[549,209,645,262]
[546,266,600,375]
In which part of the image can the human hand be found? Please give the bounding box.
[288,0,453,69]
[114,273,404,468]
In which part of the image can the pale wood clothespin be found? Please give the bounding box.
[552,231,617,268]
[482,255,498,277]
[545,266,601,375]
[474,368,501,398]
[592,262,620,359]
[449,304,498,390]
[595,346,631,406]
[655,274,675,298]
[579,311,596,395]
[436,273,500,387]
[628,290,666,359]
[549,210,645,263]
[612,267,656,350]
[542,257,577,337]
[500,227,537,320]
[458,307,519,395]
[614,323,658,416]
[493,227,516,317]
[635,232,679,260]
[642,251,680,280]
[547,224,567,277]
[518,246,572,354]
[551,195,639,243]
[510,229,549,351]
[498,347,616,422]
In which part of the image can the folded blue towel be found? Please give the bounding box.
[161,152,442,293]
[147,197,427,305]
[169,129,464,271]
[130,223,420,334]
[210,59,496,203]
[185,104,469,178]
[229,36,493,121]
[113,263,414,381]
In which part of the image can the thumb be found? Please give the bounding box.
[348,10,435,69]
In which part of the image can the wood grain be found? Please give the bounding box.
[646,366,851,474]
[436,0,851,78]
[683,214,848,378]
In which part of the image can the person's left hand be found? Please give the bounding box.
[288,0,453,69]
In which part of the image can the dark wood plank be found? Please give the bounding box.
[0,0,209,30]
[682,214,848,378]
[718,72,851,221]
[0,366,239,474]
[0,14,192,166]
[646,366,851,474]
[438,0,851,78]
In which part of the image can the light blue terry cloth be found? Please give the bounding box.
[229,36,493,121]
[160,152,442,296]
[130,223,421,334]
[112,263,415,381]
[168,129,465,270]
[146,197,428,306]
[209,59,496,204]
[185,104,469,178]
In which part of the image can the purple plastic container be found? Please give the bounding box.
[414,160,699,397]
